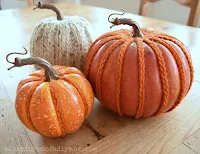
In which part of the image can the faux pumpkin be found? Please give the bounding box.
[7,50,94,137]
[30,1,95,72]
[85,13,194,118]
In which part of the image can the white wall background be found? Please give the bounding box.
[1,0,200,27]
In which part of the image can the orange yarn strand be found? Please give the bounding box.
[88,30,127,51]
[115,39,134,116]
[158,35,194,91]
[85,29,131,77]
[135,38,145,118]
[151,38,186,112]
[96,39,125,108]
[157,33,182,43]
[144,39,169,117]
[85,36,122,78]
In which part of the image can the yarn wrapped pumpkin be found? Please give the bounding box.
[30,1,95,72]
[6,50,94,137]
[85,13,194,118]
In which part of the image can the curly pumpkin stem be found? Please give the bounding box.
[108,9,144,37]
[6,48,59,82]
[33,1,64,21]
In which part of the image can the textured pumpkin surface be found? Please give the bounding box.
[30,16,95,72]
[15,66,94,137]
[85,29,194,118]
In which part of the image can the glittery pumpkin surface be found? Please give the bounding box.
[15,66,94,137]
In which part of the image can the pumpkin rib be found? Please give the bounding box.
[56,80,85,134]
[85,36,123,78]
[79,20,93,45]
[44,23,57,64]
[30,22,45,57]
[17,76,44,92]
[29,70,45,77]
[115,38,135,116]
[31,22,43,58]
[41,82,62,137]
[16,81,44,133]
[29,82,63,137]
[30,22,46,58]
[64,23,77,67]
[58,66,84,76]
[151,38,186,112]
[95,39,126,110]
[49,22,60,66]
[37,23,50,61]
[135,38,145,118]
[60,75,89,118]
[58,24,67,66]
[49,82,67,136]
[143,39,169,117]
[68,22,86,69]
[158,35,194,91]
[55,24,60,65]
[28,83,46,136]
[26,82,44,133]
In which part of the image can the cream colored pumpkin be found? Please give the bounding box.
[30,2,95,72]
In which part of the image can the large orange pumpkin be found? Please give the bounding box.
[7,51,94,137]
[85,15,194,118]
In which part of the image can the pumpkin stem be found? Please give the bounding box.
[6,48,59,82]
[108,9,125,23]
[108,9,144,37]
[33,1,64,21]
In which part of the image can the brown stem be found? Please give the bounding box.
[7,57,59,82]
[108,10,144,37]
[34,1,64,20]
[110,18,144,37]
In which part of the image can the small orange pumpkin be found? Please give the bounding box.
[7,50,94,137]
[85,13,194,118]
